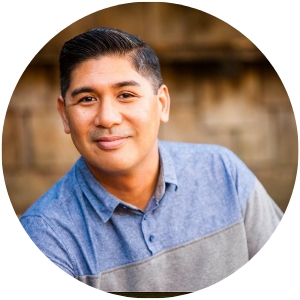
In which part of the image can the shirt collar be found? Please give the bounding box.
[158,140,178,188]
[75,141,178,223]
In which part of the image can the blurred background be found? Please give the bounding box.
[2,3,297,216]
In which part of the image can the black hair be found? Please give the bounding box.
[59,27,163,100]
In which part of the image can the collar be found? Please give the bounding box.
[158,140,178,188]
[75,141,178,223]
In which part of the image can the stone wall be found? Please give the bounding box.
[2,3,297,215]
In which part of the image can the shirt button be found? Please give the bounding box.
[143,214,147,220]
[149,235,154,242]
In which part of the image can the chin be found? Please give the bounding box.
[87,153,138,174]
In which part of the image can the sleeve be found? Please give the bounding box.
[222,147,283,259]
[20,215,76,277]
[242,178,283,259]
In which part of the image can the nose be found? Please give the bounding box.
[94,98,122,128]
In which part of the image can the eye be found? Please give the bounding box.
[118,93,134,99]
[78,96,97,103]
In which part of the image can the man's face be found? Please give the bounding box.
[57,55,170,175]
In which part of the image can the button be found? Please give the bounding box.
[149,235,154,242]
[122,205,127,209]
[143,214,147,220]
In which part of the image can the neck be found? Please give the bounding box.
[86,141,160,211]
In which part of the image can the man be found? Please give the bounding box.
[21,27,283,293]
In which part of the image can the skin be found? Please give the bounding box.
[57,55,170,211]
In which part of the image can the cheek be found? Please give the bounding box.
[68,110,94,136]
[126,102,160,136]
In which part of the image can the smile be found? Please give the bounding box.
[96,136,128,150]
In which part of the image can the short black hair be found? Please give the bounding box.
[59,27,163,100]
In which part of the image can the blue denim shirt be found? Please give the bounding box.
[20,141,282,292]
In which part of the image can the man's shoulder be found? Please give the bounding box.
[159,140,235,159]
[158,140,254,183]
[21,160,79,220]
[159,140,255,211]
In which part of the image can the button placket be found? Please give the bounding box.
[141,211,156,254]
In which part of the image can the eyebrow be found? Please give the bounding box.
[70,80,141,98]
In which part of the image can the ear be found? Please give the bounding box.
[157,84,170,123]
[57,96,70,134]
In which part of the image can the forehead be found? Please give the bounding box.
[68,55,150,92]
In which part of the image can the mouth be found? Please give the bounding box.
[96,136,128,150]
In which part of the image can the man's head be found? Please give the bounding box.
[57,27,170,176]
[59,27,163,101]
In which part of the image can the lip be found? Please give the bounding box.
[96,136,128,150]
